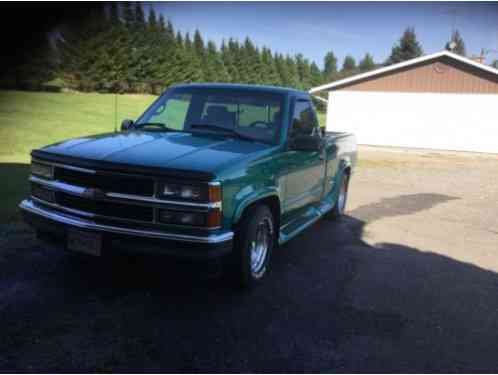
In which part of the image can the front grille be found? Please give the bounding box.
[56,192,154,222]
[30,158,215,229]
[55,167,154,196]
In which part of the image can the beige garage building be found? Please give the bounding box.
[310,51,498,153]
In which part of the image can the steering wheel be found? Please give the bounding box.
[248,121,271,129]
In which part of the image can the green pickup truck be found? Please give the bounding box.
[20,83,357,287]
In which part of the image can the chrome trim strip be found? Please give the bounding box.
[32,158,96,174]
[20,199,233,244]
[106,192,222,209]
[31,176,222,209]
[30,176,86,196]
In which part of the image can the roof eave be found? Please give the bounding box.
[309,50,498,94]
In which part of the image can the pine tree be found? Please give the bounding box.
[309,62,322,87]
[184,32,193,52]
[193,29,206,59]
[175,31,183,48]
[166,20,175,44]
[386,27,423,65]
[359,53,375,72]
[284,55,299,88]
[122,2,135,28]
[295,53,312,90]
[204,41,230,82]
[148,8,158,31]
[260,47,280,86]
[109,3,120,26]
[39,8,380,94]
[134,3,146,30]
[240,38,263,84]
[323,51,338,82]
[445,30,466,56]
[342,55,356,72]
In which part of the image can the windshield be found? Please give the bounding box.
[136,87,284,144]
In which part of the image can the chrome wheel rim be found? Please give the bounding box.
[338,178,348,214]
[250,217,272,277]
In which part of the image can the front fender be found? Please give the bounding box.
[232,186,281,225]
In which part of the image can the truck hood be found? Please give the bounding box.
[37,131,271,176]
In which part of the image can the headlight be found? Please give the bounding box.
[31,162,53,179]
[158,183,205,201]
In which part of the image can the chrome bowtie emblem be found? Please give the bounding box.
[82,188,104,200]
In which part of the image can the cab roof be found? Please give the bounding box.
[172,82,308,96]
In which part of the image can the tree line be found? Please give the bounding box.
[2,3,493,94]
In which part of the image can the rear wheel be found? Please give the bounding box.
[327,171,350,219]
[229,204,275,288]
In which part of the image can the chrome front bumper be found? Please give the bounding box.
[20,199,234,245]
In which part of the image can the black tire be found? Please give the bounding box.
[228,204,275,288]
[327,171,350,220]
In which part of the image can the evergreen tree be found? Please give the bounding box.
[323,51,338,82]
[284,55,299,88]
[224,38,241,83]
[184,32,193,52]
[445,30,466,56]
[309,62,322,87]
[492,60,498,69]
[193,29,206,59]
[148,8,158,31]
[109,3,120,26]
[122,2,135,28]
[204,41,230,82]
[134,3,146,30]
[359,53,375,72]
[175,31,183,48]
[295,53,312,90]
[166,20,175,44]
[260,47,280,86]
[386,27,423,65]
[342,55,356,72]
[25,7,382,94]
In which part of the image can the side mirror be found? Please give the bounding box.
[121,119,134,131]
[290,135,322,152]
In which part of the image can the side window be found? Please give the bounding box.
[289,99,317,139]
[148,94,191,130]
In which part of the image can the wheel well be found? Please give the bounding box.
[237,196,281,237]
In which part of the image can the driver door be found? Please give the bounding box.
[282,98,324,222]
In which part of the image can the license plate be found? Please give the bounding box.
[67,229,102,256]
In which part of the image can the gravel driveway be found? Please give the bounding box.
[1,146,498,372]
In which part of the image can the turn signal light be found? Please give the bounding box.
[208,183,222,203]
[206,209,222,228]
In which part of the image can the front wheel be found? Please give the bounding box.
[229,204,275,288]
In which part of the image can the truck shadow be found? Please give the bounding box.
[2,178,498,370]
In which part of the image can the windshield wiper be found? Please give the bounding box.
[190,124,254,142]
[135,122,179,132]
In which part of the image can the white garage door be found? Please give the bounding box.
[327,90,498,153]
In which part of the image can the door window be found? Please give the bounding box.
[289,99,317,139]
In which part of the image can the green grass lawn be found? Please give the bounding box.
[0,90,156,223]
